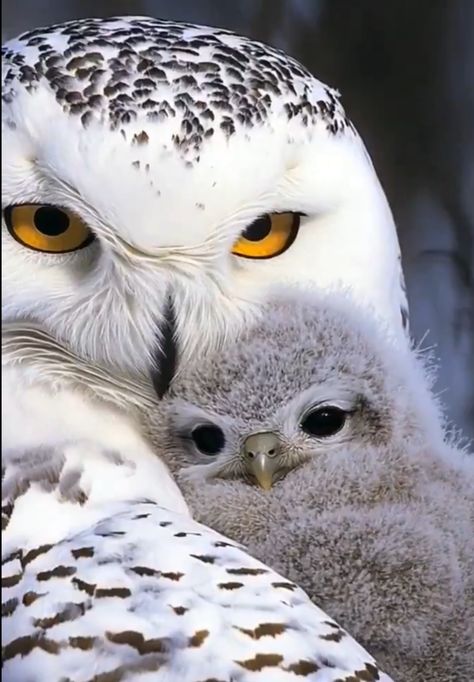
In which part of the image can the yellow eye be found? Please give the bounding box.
[232,212,300,259]
[4,205,94,253]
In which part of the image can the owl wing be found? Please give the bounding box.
[2,500,392,682]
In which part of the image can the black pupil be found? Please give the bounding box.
[242,215,272,241]
[301,408,347,438]
[191,425,225,455]
[34,207,70,236]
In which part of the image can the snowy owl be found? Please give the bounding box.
[2,15,408,401]
[144,292,474,681]
[2,16,403,680]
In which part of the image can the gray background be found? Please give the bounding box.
[3,0,473,440]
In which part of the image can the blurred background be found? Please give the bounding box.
[3,0,473,440]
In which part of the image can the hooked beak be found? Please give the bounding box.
[242,432,282,490]
[151,297,177,399]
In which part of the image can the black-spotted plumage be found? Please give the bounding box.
[2,15,353,160]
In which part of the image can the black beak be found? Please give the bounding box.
[151,297,177,399]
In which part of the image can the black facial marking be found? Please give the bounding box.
[151,297,177,399]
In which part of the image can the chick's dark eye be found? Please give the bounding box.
[301,407,348,438]
[191,424,226,456]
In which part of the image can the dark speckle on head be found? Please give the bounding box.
[2,16,353,162]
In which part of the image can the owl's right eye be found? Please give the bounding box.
[300,406,348,438]
[4,204,95,253]
[191,424,226,456]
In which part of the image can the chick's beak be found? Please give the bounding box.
[242,432,282,490]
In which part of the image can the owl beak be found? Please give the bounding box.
[151,297,177,399]
[242,432,282,490]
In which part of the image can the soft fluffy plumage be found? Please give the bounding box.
[180,442,474,682]
[144,292,474,681]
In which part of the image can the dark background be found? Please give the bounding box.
[3,0,473,440]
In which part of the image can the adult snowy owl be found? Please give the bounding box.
[2,15,408,399]
[2,17,402,681]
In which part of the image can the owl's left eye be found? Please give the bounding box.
[232,212,300,259]
[4,204,95,253]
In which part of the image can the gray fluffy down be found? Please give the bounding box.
[179,440,474,681]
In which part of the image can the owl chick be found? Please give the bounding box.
[145,291,474,682]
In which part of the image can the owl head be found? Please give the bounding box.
[2,16,407,397]
[146,290,441,489]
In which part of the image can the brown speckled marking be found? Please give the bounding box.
[21,543,54,567]
[72,577,97,596]
[171,605,188,615]
[2,502,14,530]
[69,636,97,651]
[71,546,95,559]
[188,629,209,647]
[133,130,149,144]
[3,634,60,661]
[334,664,380,682]
[320,630,345,642]
[130,565,158,577]
[285,660,320,675]
[190,554,216,564]
[106,630,166,654]
[83,654,163,681]
[2,550,22,565]
[22,591,45,606]
[271,581,297,591]
[37,565,77,581]
[96,587,131,598]
[161,571,184,581]
[2,573,22,588]
[2,597,19,617]
[214,541,235,548]
[236,622,287,639]
[226,567,268,576]
[33,602,86,629]
[236,653,284,671]
[218,581,244,590]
